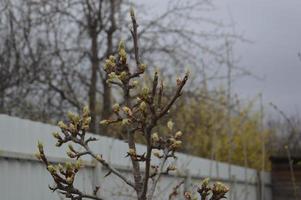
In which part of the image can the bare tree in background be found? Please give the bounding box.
[0,0,45,117]
[0,0,239,134]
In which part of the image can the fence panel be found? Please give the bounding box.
[0,115,272,200]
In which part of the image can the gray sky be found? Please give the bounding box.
[139,0,301,116]
[216,0,301,116]
[138,0,301,114]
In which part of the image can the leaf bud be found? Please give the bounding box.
[100,120,109,125]
[167,120,174,131]
[112,103,120,112]
[122,118,130,126]
[139,101,147,112]
[151,132,159,143]
[58,121,68,130]
[175,131,183,139]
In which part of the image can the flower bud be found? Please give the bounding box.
[83,106,90,117]
[174,140,182,148]
[37,141,44,153]
[118,40,127,63]
[47,165,56,174]
[66,177,74,184]
[67,111,80,124]
[139,63,147,72]
[104,58,116,71]
[58,121,68,130]
[132,80,139,87]
[74,160,82,170]
[112,103,120,112]
[153,150,162,158]
[122,118,130,126]
[65,162,73,171]
[68,144,75,152]
[118,40,125,52]
[83,116,91,127]
[69,123,77,134]
[108,72,117,80]
[141,87,149,98]
[212,182,229,195]
[100,120,109,125]
[201,178,210,188]
[109,55,115,62]
[52,132,61,140]
[175,131,183,139]
[139,101,147,112]
[122,106,132,116]
[96,154,103,161]
[130,7,135,17]
[119,71,127,81]
[151,132,159,143]
[128,148,136,156]
[67,151,75,158]
[167,120,174,131]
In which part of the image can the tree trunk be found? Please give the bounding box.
[88,26,99,134]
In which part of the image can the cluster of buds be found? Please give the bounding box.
[197,178,229,200]
[35,141,83,197]
[103,40,140,87]
[104,55,116,72]
[126,148,146,162]
[152,121,184,153]
[100,104,136,127]
[211,182,230,199]
[53,106,92,147]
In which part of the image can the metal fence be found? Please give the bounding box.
[0,114,272,200]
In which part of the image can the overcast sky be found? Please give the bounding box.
[138,0,301,116]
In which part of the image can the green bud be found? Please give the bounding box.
[67,151,75,158]
[47,165,56,174]
[66,177,73,184]
[52,132,61,139]
[58,121,68,130]
[128,148,136,156]
[119,71,127,81]
[112,103,120,112]
[37,141,44,152]
[108,72,117,80]
[139,63,147,71]
[201,178,210,187]
[74,160,82,170]
[139,101,147,112]
[132,80,139,87]
[122,118,130,126]
[167,120,174,131]
[83,106,90,117]
[65,162,73,171]
[118,40,125,51]
[109,55,115,62]
[83,116,91,126]
[151,132,159,143]
[141,87,149,98]
[68,144,75,152]
[130,7,135,17]
[175,131,183,139]
[100,120,109,125]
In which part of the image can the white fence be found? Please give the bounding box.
[0,114,272,200]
